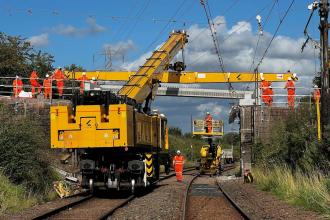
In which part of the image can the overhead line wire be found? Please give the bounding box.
[142,0,188,54]
[187,0,274,68]
[254,0,295,72]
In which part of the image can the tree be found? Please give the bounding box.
[169,127,182,136]
[0,32,54,79]
[64,64,86,72]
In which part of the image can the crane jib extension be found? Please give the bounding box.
[118,31,188,104]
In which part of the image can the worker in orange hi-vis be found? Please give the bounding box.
[267,85,274,106]
[259,76,271,105]
[13,75,23,98]
[204,112,213,133]
[284,77,295,109]
[313,85,321,103]
[43,74,52,99]
[77,72,89,94]
[173,150,184,182]
[51,67,67,98]
[29,69,41,97]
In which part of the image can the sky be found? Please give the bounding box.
[0,0,322,132]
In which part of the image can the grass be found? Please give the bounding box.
[254,166,330,217]
[0,172,37,214]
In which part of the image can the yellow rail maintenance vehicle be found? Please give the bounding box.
[193,119,224,175]
[51,30,188,193]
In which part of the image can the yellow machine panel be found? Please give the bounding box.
[51,104,167,149]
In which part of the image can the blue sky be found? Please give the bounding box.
[0,0,321,132]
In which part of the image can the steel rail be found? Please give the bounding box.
[32,167,195,220]
[217,182,251,220]
[182,165,250,220]
[32,194,93,220]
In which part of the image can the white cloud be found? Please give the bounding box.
[27,33,49,47]
[120,16,318,132]
[196,102,223,116]
[50,17,106,37]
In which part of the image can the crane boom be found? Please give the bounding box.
[66,71,296,83]
[118,31,188,104]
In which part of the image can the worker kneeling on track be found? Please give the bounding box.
[173,150,184,182]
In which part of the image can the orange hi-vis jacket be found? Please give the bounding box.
[259,80,271,104]
[13,78,23,97]
[30,71,40,86]
[285,81,295,95]
[43,78,52,98]
[173,155,184,181]
[205,114,213,133]
[78,75,89,92]
[52,69,66,82]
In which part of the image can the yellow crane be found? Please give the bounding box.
[51,30,298,193]
[51,31,188,193]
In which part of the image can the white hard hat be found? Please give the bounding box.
[314,85,318,88]
[82,72,86,76]
[58,66,62,69]
[16,75,19,79]
[46,74,49,77]
[206,112,210,114]
[269,85,272,88]
[177,150,181,154]
[92,77,96,80]
[287,77,292,81]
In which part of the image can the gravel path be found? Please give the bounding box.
[217,178,327,220]
[110,173,195,220]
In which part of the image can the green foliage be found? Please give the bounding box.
[169,134,205,161]
[64,64,86,72]
[254,166,330,217]
[0,104,57,194]
[0,172,37,213]
[253,105,330,173]
[0,32,54,78]
[168,127,183,136]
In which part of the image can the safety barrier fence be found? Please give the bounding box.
[258,85,318,108]
[192,119,224,136]
[0,76,320,107]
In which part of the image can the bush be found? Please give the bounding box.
[0,104,56,195]
[253,105,330,173]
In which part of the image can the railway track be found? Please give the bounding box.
[33,167,195,220]
[182,171,250,220]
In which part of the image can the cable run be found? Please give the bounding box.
[201,0,225,72]
[254,0,295,72]
[187,0,273,68]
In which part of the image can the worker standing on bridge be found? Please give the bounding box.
[267,85,274,106]
[284,77,295,109]
[12,75,23,98]
[78,72,89,94]
[173,150,184,182]
[259,76,271,106]
[43,74,52,99]
[29,69,41,97]
[204,112,213,133]
[313,85,321,103]
[52,67,67,98]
